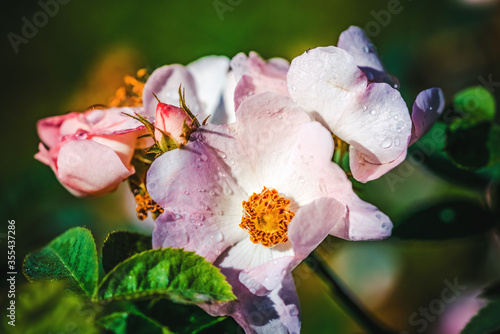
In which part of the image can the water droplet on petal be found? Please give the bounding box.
[375,213,382,219]
[201,155,208,161]
[380,137,393,149]
[223,185,233,195]
[381,222,389,229]
[289,305,299,316]
[394,137,401,147]
[298,176,305,183]
[370,110,376,115]
[184,191,190,195]
[393,115,399,120]
[75,129,88,139]
[291,85,297,91]
[213,231,224,242]
[220,153,227,159]
[175,214,182,219]
[363,105,368,111]
[362,46,369,53]
[429,106,433,111]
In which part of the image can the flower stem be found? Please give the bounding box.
[306,250,398,334]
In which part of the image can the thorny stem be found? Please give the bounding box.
[306,250,398,334]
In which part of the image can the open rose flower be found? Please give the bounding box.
[286,27,445,182]
[143,55,231,124]
[35,107,148,197]
[228,27,444,183]
[147,92,392,333]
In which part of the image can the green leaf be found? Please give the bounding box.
[462,299,500,334]
[23,227,98,298]
[99,312,172,334]
[3,281,100,334]
[97,248,236,304]
[102,231,152,274]
[453,86,495,122]
[392,201,495,240]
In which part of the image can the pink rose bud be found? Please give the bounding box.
[35,107,147,197]
[154,102,193,146]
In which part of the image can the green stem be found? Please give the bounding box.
[306,250,398,334]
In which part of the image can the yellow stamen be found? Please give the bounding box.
[134,193,164,221]
[108,69,149,108]
[240,187,295,247]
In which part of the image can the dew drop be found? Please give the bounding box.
[394,137,401,147]
[393,83,400,89]
[363,105,368,111]
[217,210,224,215]
[209,190,215,196]
[175,214,182,219]
[264,277,269,282]
[370,110,376,115]
[298,176,305,183]
[214,231,224,242]
[429,106,433,111]
[228,159,235,165]
[249,287,256,294]
[220,153,227,159]
[75,130,88,139]
[223,185,233,195]
[201,154,208,161]
[184,191,190,195]
[289,305,299,316]
[380,137,393,149]
[393,115,399,120]
[381,222,389,229]
[308,155,314,163]
[375,213,382,220]
[362,46,369,53]
[291,85,297,91]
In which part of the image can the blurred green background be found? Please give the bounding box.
[1,0,500,333]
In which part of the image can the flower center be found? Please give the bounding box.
[240,187,295,247]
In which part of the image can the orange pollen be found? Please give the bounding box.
[108,68,149,108]
[134,193,164,221]
[239,187,295,247]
